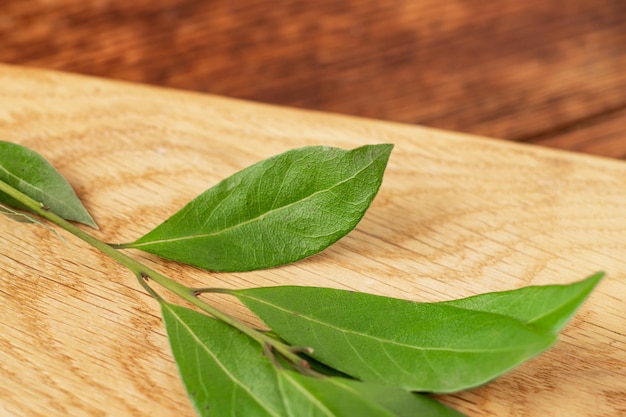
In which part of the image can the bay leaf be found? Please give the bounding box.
[124,144,392,271]
[280,372,466,417]
[161,302,465,417]
[439,272,603,333]
[234,286,563,393]
[0,141,97,227]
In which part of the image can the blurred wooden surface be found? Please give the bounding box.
[1,0,625,158]
[1,64,625,417]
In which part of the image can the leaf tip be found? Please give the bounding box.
[83,214,100,230]
[569,271,604,300]
[585,271,605,286]
[372,142,394,157]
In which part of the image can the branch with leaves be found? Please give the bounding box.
[0,140,601,416]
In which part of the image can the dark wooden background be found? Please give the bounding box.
[2,0,625,158]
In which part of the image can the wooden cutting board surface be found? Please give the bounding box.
[0,64,624,416]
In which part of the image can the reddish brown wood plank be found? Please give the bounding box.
[532,108,626,159]
[1,0,625,156]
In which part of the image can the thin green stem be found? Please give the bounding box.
[0,179,307,369]
[135,272,165,303]
[108,242,134,249]
[190,287,232,295]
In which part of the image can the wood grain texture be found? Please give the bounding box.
[1,0,625,158]
[0,65,625,416]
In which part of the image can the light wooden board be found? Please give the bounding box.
[0,64,624,417]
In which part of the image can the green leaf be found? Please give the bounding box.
[233,286,562,393]
[281,373,467,417]
[124,144,392,271]
[0,141,97,228]
[161,302,464,417]
[439,273,603,334]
